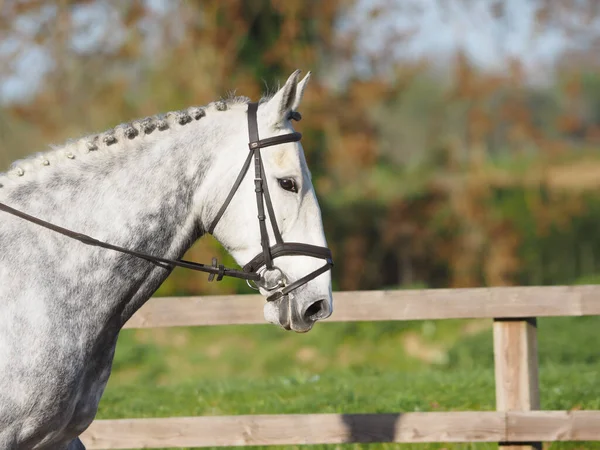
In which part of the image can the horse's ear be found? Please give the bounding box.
[291,71,310,112]
[263,69,305,127]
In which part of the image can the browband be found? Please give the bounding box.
[249,132,302,150]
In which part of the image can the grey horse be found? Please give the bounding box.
[0,70,333,449]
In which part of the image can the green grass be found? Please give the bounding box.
[96,316,600,450]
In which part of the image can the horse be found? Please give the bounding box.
[0,70,333,449]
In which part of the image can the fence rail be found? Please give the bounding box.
[123,285,600,329]
[82,285,600,449]
[82,411,600,449]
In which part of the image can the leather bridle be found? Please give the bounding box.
[0,102,333,301]
[207,102,333,299]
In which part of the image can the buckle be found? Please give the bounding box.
[207,257,225,282]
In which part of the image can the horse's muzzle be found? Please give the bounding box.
[267,293,330,333]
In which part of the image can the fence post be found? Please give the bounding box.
[493,317,541,450]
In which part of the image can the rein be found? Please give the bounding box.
[0,102,333,299]
[0,201,259,282]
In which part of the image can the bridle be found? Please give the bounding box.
[207,102,333,300]
[0,102,333,301]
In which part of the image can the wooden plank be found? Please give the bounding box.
[124,285,600,329]
[494,318,541,450]
[80,412,505,449]
[124,294,263,328]
[80,411,600,449]
[573,411,600,441]
[507,411,600,442]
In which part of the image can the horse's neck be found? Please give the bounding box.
[0,121,216,330]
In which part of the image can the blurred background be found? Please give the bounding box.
[4,0,600,294]
[2,1,600,440]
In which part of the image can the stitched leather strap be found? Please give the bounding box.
[248,102,273,270]
[207,148,254,235]
[243,242,333,273]
[259,157,283,244]
[266,260,332,302]
[249,132,302,150]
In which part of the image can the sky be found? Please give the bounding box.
[2,0,600,103]
[0,1,172,103]
[346,0,600,81]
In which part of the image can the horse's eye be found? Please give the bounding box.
[278,178,298,193]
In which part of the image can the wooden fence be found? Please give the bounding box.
[81,285,600,449]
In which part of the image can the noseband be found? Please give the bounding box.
[0,102,333,300]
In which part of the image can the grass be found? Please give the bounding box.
[96,316,600,450]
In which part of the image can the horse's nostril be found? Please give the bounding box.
[303,300,327,321]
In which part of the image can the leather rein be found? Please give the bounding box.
[0,102,333,300]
